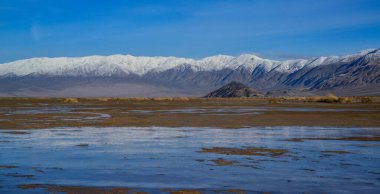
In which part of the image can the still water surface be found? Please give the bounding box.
[1,126,380,193]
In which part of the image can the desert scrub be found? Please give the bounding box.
[268,98,282,104]
[360,97,372,103]
[305,96,321,102]
[288,97,307,102]
[173,97,190,101]
[337,97,352,103]
[96,98,111,102]
[317,94,339,103]
[129,97,150,101]
[151,97,174,101]
[63,98,79,103]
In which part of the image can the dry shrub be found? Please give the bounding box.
[97,98,111,102]
[114,97,149,101]
[114,98,127,101]
[152,97,174,101]
[268,98,282,104]
[317,94,339,103]
[305,95,353,103]
[173,97,190,101]
[306,96,321,102]
[291,97,307,101]
[360,97,372,103]
[63,98,79,103]
[132,97,149,101]
[337,97,352,103]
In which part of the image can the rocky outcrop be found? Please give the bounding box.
[204,82,261,98]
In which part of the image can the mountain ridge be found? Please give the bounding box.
[0,48,379,97]
[1,49,378,77]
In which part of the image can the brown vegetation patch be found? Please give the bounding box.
[17,184,43,190]
[170,190,201,194]
[63,98,79,103]
[361,97,373,103]
[200,147,288,157]
[46,186,130,194]
[210,158,237,166]
[225,189,246,194]
[317,94,340,103]
[291,95,375,104]
[268,98,283,104]
[96,98,111,102]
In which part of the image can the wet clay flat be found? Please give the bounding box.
[1,97,380,130]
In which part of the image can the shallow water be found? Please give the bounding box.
[0,106,112,123]
[1,126,380,193]
[124,107,374,116]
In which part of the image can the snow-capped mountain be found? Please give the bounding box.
[0,54,285,76]
[0,50,368,77]
[0,49,379,97]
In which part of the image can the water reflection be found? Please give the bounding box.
[1,126,379,193]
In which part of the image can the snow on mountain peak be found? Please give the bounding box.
[0,49,378,77]
[357,48,378,55]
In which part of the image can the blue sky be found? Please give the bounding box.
[0,0,379,63]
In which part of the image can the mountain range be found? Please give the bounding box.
[0,48,379,97]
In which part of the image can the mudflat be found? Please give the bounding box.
[0,97,379,130]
